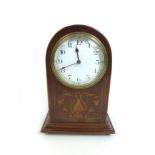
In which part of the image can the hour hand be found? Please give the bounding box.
[75,47,81,64]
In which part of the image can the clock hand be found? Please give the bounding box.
[60,47,81,70]
[60,62,77,70]
[75,47,81,64]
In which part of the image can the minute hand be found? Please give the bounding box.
[60,62,77,70]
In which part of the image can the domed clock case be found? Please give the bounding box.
[41,25,115,134]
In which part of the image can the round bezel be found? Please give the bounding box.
[51,32,108,89]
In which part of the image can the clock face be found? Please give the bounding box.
[51,32,108,89]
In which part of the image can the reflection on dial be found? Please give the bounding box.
[52,34,107,88]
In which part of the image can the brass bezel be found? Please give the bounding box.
[51,32,108,89]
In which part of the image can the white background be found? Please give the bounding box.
[0,0,155,155]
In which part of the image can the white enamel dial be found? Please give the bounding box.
[52,33,107,89]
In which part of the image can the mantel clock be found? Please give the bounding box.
[41,25,115,134]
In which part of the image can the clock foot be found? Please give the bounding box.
[41,113,115,135]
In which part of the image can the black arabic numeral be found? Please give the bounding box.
[77,40,82,45]
[68,75,72,79]
[96,60,100,64]
[95,68,97,73]
[57,59,63,64]
[94,50,98,55]
[60,50,65,55]
[87,75,90,79]
[61,68,65,73]
[96,60,104,64]
[68,41,72,48]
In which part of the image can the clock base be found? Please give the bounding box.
[41,113,115,135]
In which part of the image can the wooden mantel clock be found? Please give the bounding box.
[41,25,115,134]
